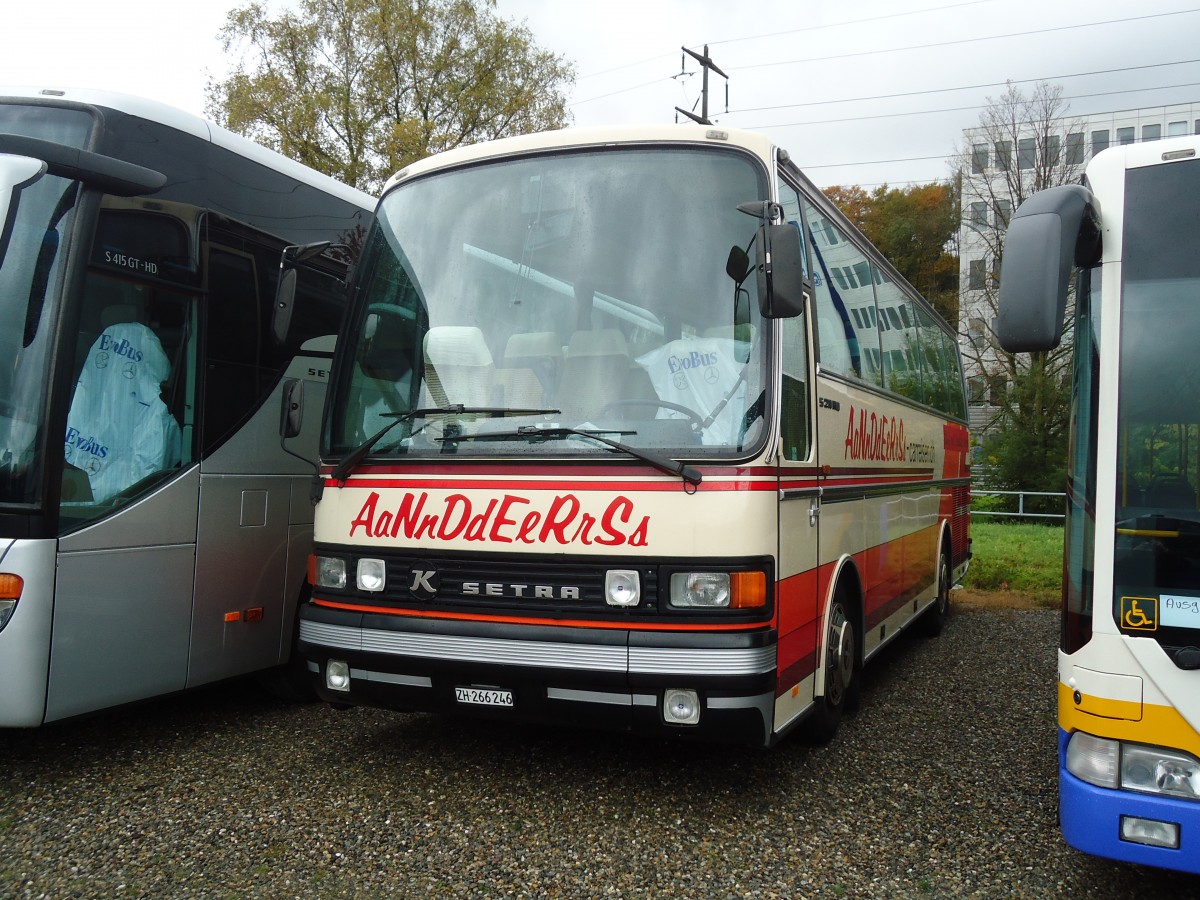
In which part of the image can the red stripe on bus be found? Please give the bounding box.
[325,478,779,493]
[309,597,772,632]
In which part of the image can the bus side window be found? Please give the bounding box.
[63,277,195,519]
[202,246,262,450]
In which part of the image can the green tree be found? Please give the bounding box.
[824,180,960,325]
[207,0,576,193]
[955,81,1085,495]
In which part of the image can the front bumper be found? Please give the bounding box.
[299,604,778,744]
[1058,728,1200,875]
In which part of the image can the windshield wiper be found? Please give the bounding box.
[437,425,703,487]
[330,405,560,482]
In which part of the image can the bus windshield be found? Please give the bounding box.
[328,145,771,462]
[0,104,92,507]
[1113,157,1200,641]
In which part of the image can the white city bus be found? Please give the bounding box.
[998,133,1200,873]
[299,125,971,746]
[0,87,373,726]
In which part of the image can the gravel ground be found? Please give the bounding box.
[2,607,1197,898]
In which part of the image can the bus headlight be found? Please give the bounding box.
[310,555,347,590]
[357,558,386,592]
[1065,732,1119,788]
[1121,743,1200,800]
[1067,732,1200,799]
[669,571,766,609]
[0,574,22,632]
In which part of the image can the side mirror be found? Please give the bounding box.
[272,267,298,346]
[279,377,304,439]
[0,154,47,269]
[997,184,1100,352]
[755,222,811,319]
[272,241,340,346]
[726,245,750,285]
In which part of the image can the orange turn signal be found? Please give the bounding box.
[0,574,23,600]
[730,571,767,608]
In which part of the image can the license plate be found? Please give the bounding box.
[455,686,513,707]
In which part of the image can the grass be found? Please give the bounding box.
[961,520,1064,608]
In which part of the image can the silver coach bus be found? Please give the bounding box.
[0,87,373,726]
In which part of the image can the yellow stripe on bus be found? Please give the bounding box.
[1059,682,1200,757]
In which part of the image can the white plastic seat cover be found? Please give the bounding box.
[64,322,182,502]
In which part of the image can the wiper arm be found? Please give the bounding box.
[330,405,559,482]
[438,425,703,487]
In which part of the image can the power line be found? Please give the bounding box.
[730,59,1200,115]
[740,80,1200,132]
[731,9,1200,72]
[575,0,1000,81]
[701,0,999,48]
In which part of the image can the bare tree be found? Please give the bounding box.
[954,81,1086,497]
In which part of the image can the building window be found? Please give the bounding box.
[1092,129,1110,156]
[1117,126,1135,145]
[995,140,1012,171]
[969,201,988,227]
[1142,123,1162,142]
[1066,132,1085,166]
[1018,137,1036,170]
[968,376,987,404]
[1168,120,1188,137]
[1047,134,1061,166]
[988,377,1007,406]
[968,258,985,290]
[972,143,989,173]
[995,199,1012,228]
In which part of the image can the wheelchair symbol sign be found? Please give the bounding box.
[1121,596,1158,631]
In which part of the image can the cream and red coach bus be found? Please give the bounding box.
[298,125,970,746]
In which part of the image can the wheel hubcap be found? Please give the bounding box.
[826,604,854,705]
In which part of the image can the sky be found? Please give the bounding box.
[3,0,1199,189]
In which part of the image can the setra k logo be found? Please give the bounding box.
[408,567,439,600]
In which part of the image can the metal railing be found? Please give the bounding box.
[971,489,1066,521]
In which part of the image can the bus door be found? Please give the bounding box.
[772,178,820,732]
[52,199,201,721]
[187,238,296,687]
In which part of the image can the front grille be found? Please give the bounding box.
[335,549,659,613]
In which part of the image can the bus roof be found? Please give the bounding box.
[0,85,374,209]
[384,124,780,192]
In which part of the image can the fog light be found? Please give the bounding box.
[1121,815,1180,849]
[357,558,386,592]
[326,659,351,692]
[663,688,700,725]
[1066,731,1119,789]
[605,570,640,607]
[314,555,347,589]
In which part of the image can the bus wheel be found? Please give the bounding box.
[804,585,859,744]
[919,550,951,637]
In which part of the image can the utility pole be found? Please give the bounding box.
[675,45,727,126]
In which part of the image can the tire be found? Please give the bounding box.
[918,549,952,638]
[804,584,859,744]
